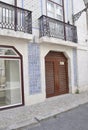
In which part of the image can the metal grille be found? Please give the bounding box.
[39,15,78,43]
[65,23,78,43]
[0,1,32,34]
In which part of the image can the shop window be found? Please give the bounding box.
[0,46,24,110]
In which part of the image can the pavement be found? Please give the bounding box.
[0,92,88,130]
[18,103,88,130]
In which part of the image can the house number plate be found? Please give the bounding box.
[60,61,64,65]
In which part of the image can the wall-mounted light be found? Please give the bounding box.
[73,0,88,23]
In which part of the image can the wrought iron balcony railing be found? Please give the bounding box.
[39,15,77,43]
[0,1,32,34]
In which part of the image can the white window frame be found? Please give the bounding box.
[47,0,64,21]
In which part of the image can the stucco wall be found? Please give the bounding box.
[73,0,87,44]
[1,0,22,7]
[24,0,42,38]
[0,0,14,4]
[77,48,88,92]
[64,0,73,24]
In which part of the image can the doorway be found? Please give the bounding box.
[45,51,69,98]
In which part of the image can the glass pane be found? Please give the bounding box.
[53,0,62,5]
[0,48,18,56]
[56,5,63,21]
[47,1,54,11]
[47,12,54,18]
[47,1,54,17]
[0,59,22,108]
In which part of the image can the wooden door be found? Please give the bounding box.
[45,51,69,98]
[45,61,55,97]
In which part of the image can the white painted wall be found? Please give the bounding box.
[23,0,41,41]
[73,0,87,44]
[24,0,41,29]
[0,0,14,5]
[64,0,73,24]
[0,0,22,7]
[77,48,88,92]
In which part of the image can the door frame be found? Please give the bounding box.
[45,51,69,98]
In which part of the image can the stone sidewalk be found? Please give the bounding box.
[0,92,88,130]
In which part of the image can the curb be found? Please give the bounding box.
[16,101,88,130]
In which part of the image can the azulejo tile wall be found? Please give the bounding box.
[28,43,41,94]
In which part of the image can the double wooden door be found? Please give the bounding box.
[45,51,69,98]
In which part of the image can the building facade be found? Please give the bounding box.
[0,0,88,110]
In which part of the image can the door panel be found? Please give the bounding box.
[58,61,68,94]
[45,61,55,97]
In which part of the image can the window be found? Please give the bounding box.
[47,0,63,21]
[47,1,54,18]
[53,0,62,5]
[56,5,63,20]
[0,46,24,110]
[0,1,15,29]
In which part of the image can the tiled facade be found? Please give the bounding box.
[28,43,41,94]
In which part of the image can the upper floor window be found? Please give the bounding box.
[47,0,64,21]
[53,0,62,5]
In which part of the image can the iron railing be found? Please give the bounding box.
[39,15,77,43]
[0,1,32,34]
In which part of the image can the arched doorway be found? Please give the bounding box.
[45,51,69,98]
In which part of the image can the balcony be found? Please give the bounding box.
[0,1,32,40]
[39,15,78,43]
